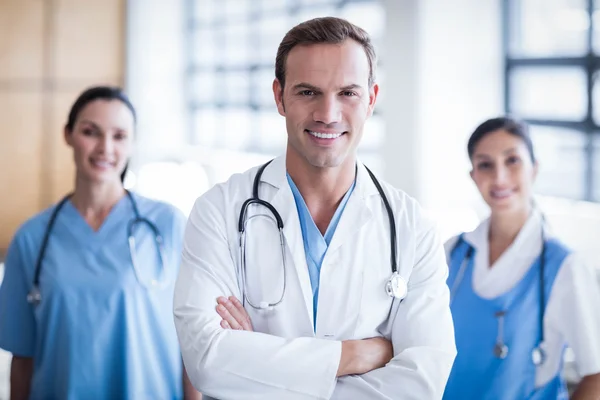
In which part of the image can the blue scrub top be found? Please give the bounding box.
[444,236,570,400]
[287,174,356,329]
[0,192,187,400]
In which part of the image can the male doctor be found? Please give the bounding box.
[174,17,456,400]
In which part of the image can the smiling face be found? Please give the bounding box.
[273,39,378,170]
[470,129,538,214]
[64,99,135,185]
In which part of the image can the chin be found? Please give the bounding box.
[82,171,119,184]
[489,199,527,214]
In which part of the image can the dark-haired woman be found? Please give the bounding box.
[442,117,600,400]
[0,86,201,399]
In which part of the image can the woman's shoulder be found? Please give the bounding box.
[13,203,64,243]
[443,218,488,258]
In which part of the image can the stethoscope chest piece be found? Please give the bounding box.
[531,347,545,366]
[27,286,41,306]
[385,272,408,300]
[494,342,509,359]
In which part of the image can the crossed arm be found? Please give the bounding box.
[216,296,394,377]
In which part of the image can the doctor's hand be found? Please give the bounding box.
[337,337,393,377]
[216,296,254,331]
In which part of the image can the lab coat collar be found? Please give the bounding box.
[259,154,381,199]
[463,207,546,268]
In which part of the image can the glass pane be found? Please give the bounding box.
[339,3,386,39]
[191,72,216,104]
[253,17,290,64]
[509,67,587,120]
[594,134,600,201]
[253,68,276,109]
[194,108,253,149]
[193,29,217,67]
[530,126,587,199]
[222,23,251,67]
[293,6,337,25]
[193,108,219,147]
[257,111,287,151]
[591,70,600,124]
[194,0,220,25]
[222,0,252,20]
[258,0,292,13]
[361,114,384,151]
[221,108,253,149]
[508,0,588,57]
[592,0,600,53]
[223,71,251,105]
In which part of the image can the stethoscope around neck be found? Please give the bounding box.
[237,160,408,310]
[26,190,168,306]
[449,226,548,366]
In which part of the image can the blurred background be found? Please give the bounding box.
[1,0,599,397]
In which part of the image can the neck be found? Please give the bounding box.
[285,147,356,234]
[285,148,356,209]
[489,204,532,245]
[70,176,125,218]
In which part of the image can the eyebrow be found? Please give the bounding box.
[78,120,101,129]
[79,120,127,133]
[473,147,519,159]
[291,82,365,92]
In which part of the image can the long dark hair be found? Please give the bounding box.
[66,86,136,183]
[467,116,535,163]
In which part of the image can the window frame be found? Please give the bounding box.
[503,0,599,202]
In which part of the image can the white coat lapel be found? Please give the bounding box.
[261,156,315,329]
[325,163,378,258]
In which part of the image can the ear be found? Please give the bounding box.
[469,169,475,182]
[64,126,73,147]
[366,83,379,117]
[273,79,285,117]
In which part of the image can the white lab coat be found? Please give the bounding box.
[173,155,457,400]
[444,210,600,387]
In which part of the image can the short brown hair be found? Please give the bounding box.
[275,17,377,90]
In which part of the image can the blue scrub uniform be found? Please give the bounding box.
[0,193,187,400]
[443,235,570,400]
[287,174,355,329]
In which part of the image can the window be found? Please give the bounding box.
[504,0,600,202]
[184,0,385,165]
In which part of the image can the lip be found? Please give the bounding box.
[305,129,346,144]
[489,188,516,200]
[90,158,116,170]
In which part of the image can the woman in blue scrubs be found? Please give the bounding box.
[443,117,600,399]
[0,86,201,399]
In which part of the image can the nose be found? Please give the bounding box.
[97,134,114,154]
[493,165,509,185]
[312,95,341,125]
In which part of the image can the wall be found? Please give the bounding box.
[0,0,126,251]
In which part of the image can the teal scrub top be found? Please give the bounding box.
[0,192,187,399]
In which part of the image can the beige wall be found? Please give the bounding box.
[0,0,125,251]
